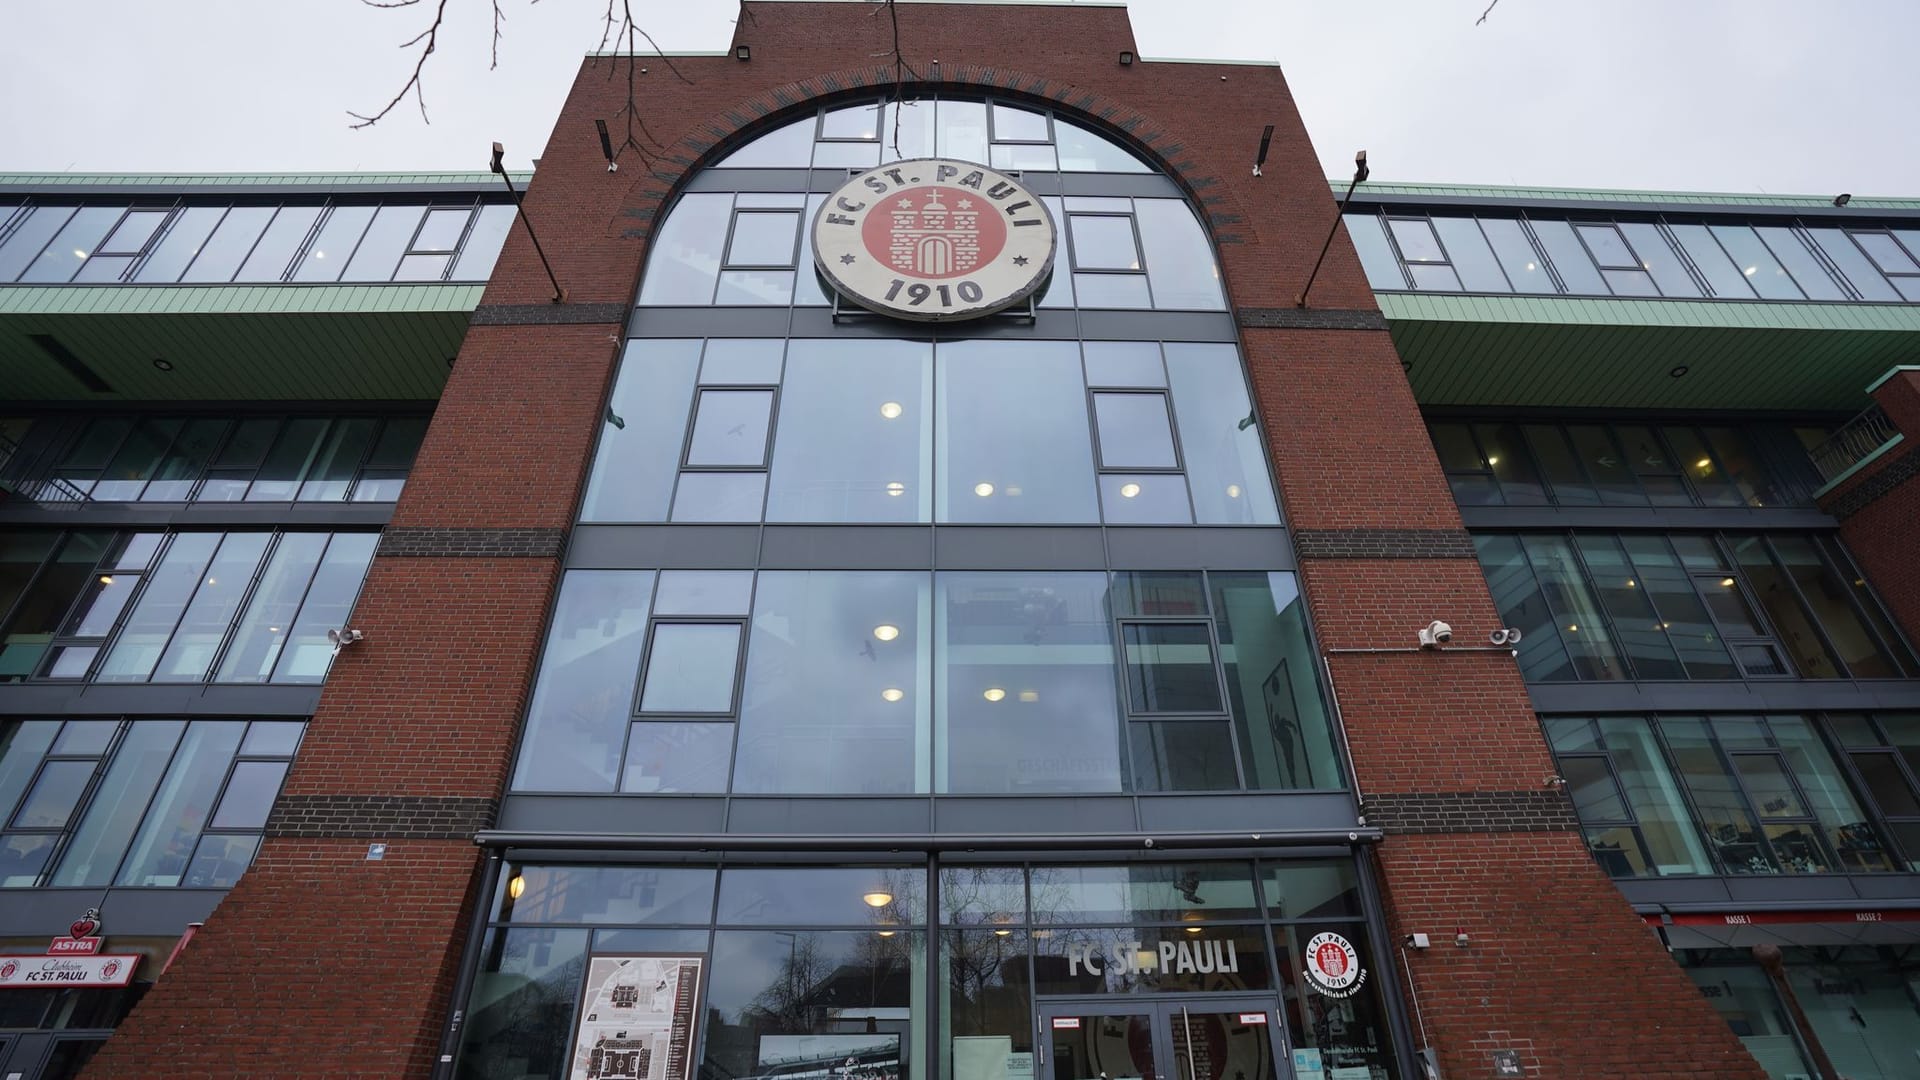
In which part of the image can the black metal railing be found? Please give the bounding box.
[1808,402,1900,483]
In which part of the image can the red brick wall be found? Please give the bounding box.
[88,3,1757,1077]
[1825,369,1920,646]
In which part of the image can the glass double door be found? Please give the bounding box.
[1039,997,1294,1080]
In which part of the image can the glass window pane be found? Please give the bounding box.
[11,759,96,829]
[1561,756,1629,821]
[131,206,226,283]
[718,866,925,924]
[1432,217,1509,291]
[1798,228,1896,300]
[236,205,321,281]
[1732,753,1807,819]
[240,721,304,757]
[1771,535,1903,678]
[1565,425,1646,505]
[937,341,1097,523]
[1069,215,1140,271]
[1123,623,1221,713]
[1710,224,1803,299]
[735,571,928,795]
[182,833,261,888]
[1209,573,1339,790]
[1612,424,1689,505]
[1476,217,1550,291]
[1595,718,1714,875]
[70,254,134,284]
[413,207,471,252]
[1773,717,1891,872]
[686,390,773,467]
[713,268,792,305]
[1820,536,1917,676]
[1083,342,1165,388]
[670,472,765,522]
[1668,223,1755,299]
[715,116,815,167]
[215,532,326,683]
[820,101,882,140]
[350,417,428,502]
[1755,226,1845,300]
[179,206,273,283]
[50,720,185,887]
[1617,222,1702,298]
[1093,393,1177,469]
[139,418,226,502]
[20,207,120,283]
[512,571,655,792]
[297,418,376,501]
[291,204,374,282]
[96,533,222,682]
[1859,230,1920,272]
[246,418,329,501]
[1728,536,1842,678]
[208,759,289,830]
[1110,572,1208,617]
[1099,474,1191,523]
[724,211,799,267]
[652,571,753,617]
[62,566,139,639]
[1,531,112,681]
[343,204,425,281]
[1054,118,1150,173]
[502,865,717,925]
[1474,423,1547,504]
[622,722,733,793]
[990,103,1048,142]
[1619,535,1737,679]
[938,572,1119,793]
[936,99,990,162]
[91,417,183,501]
[1602,268,1660,296]
[1517,425,1593,505]
[1388,218,1445,262]
[1135,199,1224,309]
[270,532,378,684]
[1575,534,1683,679]
[0,206,78,282]
[1521,534,1627,680]
[1407,263,1463,290]
[1528,219,1606,294]
[1028,863,1260,923]
[1130,722,1238,791]
[812,138,882,168]
[1344,213,1406,290]
[583,340,701,521]
[698,338,783,385]
[1662,426,1739,506]
[395,253,450,281]
[1575,224,1635,269]
[1073,271,1150,307]
[115,720,246,886]
[1661,717,1772,874]
[768,340,931,523]
[1164,344,1280,524]
[1430,422,1498,505]
[640,623,741,713]
[451,202,516,280]
[878,98,937,161]
[1474,535,1574,681]
[455,927,590,1080]
[153,532,271,681]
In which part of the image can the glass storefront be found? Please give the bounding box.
[453,860,1399,1080]
[1682,945,1920,1080]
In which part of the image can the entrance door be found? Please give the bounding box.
[1038,998,1294,1080]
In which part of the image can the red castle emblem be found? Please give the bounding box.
[862,186,1008,280]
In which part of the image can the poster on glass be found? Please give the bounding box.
[569,954,705,1080]
[751,1033,902,1080]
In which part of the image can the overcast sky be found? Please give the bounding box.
[3,0,1916,195]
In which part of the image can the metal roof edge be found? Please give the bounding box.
[1337,179,1920,213]
[0,172,533,196]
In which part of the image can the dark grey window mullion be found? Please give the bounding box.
[1567,222,1625,297]
[1793,222,1864,301]
[1650,716,1759,875]
[1557,751,1636,825]
[7,751,106,885]
[1652,218,1715,297]
[104,718,200,886]
[1558,529,1642,681]
[125,417,193,504]
[333,415,385,504]
[1469,216,1517,291]
[279,204,334,283]
[1516,217,1568,294]
[1747,225,1824,302]
[38,531,149,681]
[1613,536,1701,677]
[1508,533,1601,681]
[714,571,762,796]
[1198,601,1248,790]
[1128,206,1154,306]
[223,202,282,284]
[1116,615,1230,719]
[1819,537,1920,673]
[0,200,29,243]
[4,204,77,284]
[631,615,748,719]
[111,203,181,282]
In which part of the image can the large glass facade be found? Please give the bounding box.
[454,860,1397,1080]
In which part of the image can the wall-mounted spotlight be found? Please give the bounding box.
[1833,193,1852,207]
[1118,50,1135,66]
[595,119,618,173]
[1417,620,1453,649]
[1252,124,1274,177]
[327,628,365,652]
[735,44,751,62]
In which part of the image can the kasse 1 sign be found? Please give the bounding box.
[813,158,1056,322]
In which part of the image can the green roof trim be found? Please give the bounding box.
[0,283,486,318]
[1337,179,1920,211]
[0,171,530,188]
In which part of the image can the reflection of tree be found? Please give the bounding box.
[752,933,837,1030]
[464,934,585,1080]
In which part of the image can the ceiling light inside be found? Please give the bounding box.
[879,401,903,419]
[881,687,905,702]
[873,624,900,642]
[1119,483,1141,498]
[974,482,995,497]
[983,687,1006,702]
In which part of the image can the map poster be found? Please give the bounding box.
[568,954,705,1080]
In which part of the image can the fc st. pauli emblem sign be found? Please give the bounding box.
[813,158,1056,322]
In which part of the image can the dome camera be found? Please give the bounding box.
[1418,620,1453,649]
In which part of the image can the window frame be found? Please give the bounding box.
[633,617,751,719]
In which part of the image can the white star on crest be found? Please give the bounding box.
[956,199,974,209]
[897,197,914,208]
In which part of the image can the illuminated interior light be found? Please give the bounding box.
[873,624,900,641]
[983,688,1006,702]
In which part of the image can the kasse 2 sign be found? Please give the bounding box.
[813,158,1057,322]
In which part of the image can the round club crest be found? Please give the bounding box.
[1301,931,1367,998]
[813,158,1055,322]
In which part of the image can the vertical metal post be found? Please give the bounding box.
[431,849,504,1080]
[1752,943,1841,1080]
[1296,151,1370,308]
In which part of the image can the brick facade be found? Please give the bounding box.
[87,3,1760,1076]
[1823,369,1920,646]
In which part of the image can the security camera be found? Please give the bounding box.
[1490,627,1524,646]
[1417,620,1453,649]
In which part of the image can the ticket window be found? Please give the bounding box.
[1039,998,1294,1080]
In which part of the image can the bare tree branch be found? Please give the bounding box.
[349,0,449,128]
[491,0,504,69]
[1476,0,1501,25]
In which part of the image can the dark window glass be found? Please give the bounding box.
[1122,623,1221,714]
[1523,424,1599,505]
[1662,426,1740,506]
[1522,534,1625,680]
[1613,425,1690,505]
[296,418,376,501]
[1619,535,1737,679]
[1529,219,1607,294]
[180,206,273,283]
[1,531,111,681]
[92,418,182,501]
[1130,721,1238,791]
[350,417,428,502]
[141,418,227,502]
[1662,717,1773,874]
[1771,535,1906,678]
[1561,756,1629,821]
[716,867,926,924]
[51,720,186,887]
[1475,423,1547,503]
[1430,423,1498,505]
[1701,427,1770,507]
[1475,535,1574,682]
[1110,572,1207,618]
[1565,425,1645,505]
[1728,536,1841,678]
[1210,572,1340,790]
[1820,536,1917,677]
[1575,535,1683,679]
[455,927,589,1080]
[11,759,96,829]
[246,418,329,501]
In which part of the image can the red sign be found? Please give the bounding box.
[46,937,100,956]
[0,954,140,989]
[1645,910,1920,928]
